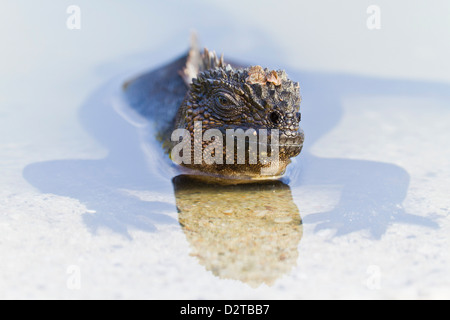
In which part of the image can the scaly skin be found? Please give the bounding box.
[171,50,304,180]
[124,43,304,181]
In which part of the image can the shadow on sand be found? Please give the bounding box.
[23,47,446,285]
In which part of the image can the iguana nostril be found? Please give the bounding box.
[269,111,281,124]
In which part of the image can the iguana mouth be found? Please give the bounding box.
[178,128,304,177]
[221,127,304,151]
[234,134,304,151]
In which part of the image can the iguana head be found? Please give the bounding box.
[172,52,304,181]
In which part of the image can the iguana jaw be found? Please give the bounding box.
[169,125,304,181]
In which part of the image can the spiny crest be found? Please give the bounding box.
[190,63,300,111]
[180,45,226,86]
[201,47,225,70]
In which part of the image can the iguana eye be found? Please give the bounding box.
[213,92,241,118]
[215,94,234,108]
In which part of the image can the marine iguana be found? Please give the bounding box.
[124,37,304,180]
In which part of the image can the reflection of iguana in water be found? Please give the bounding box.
[172,175,302,287]
[124,37,304,180]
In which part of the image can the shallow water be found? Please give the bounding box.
[22,56,448,294]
